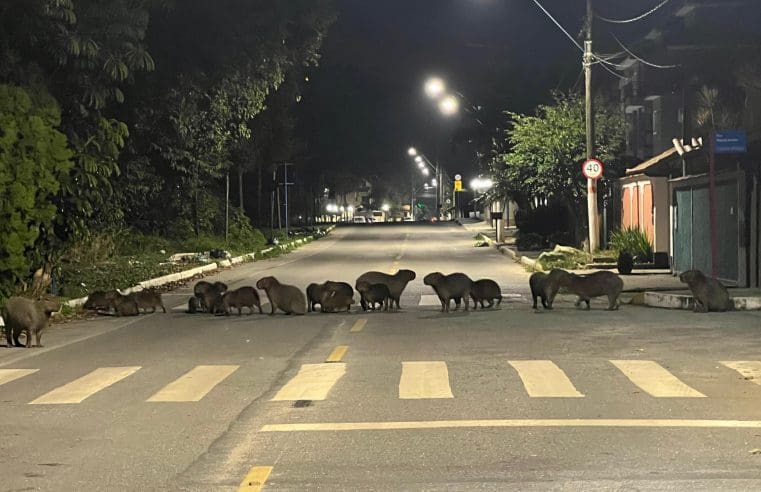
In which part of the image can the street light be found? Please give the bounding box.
[415,156,423,164]
[439,95,460,116]
[407,147,418,157]
[431,178,438,187]
[424,77,446,99]
[422,168,430,176]
[381,203,390,212]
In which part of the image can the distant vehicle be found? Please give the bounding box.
[372,210,386,222]
[403,216,414,222]
[352,216,367,223]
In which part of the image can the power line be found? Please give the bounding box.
[530,0,584,53]
[612,34,680,69]
[596,0,672,24]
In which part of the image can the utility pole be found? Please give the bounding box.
[277,163,294,238]
[225,171,230,243]
[584,0,599,252]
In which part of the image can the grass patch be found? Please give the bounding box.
[535,245,592,271]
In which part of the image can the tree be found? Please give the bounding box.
[490,92,625,245]
[0,85,73,295]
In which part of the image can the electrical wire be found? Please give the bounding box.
[612,34,679,69]
[530,0,584,53]
[596,0,672,24]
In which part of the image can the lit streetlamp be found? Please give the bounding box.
[438,95,460,117]
[424,77,446,99]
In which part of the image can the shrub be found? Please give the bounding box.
[516,232,545,251]
[609,227,653,262]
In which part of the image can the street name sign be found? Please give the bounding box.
[714,130,747,154]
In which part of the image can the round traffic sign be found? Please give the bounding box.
[582,159,604,180]
[454,174,462,181]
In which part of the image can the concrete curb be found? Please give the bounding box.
[64,227,335,309]
[643,292,761,311]
[477,233,541,271]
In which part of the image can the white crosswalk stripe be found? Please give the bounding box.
[0,369,38,387]
[270,363,346,401]
[29,367,141,405]
[610,360,706,398]
[147,365,239,402]
[721,361,761,386]
[399,361,454,399]
[509,360,584,397]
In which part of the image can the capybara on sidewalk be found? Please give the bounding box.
[423,272,474,312]
[679,269,734,312]
[556,270,623,310]
[355,270,416,310]
[529,269,568,310]
[222,286,262,315]
[256,276,306,315]
[2,297,60,348]
[470,279,502,309]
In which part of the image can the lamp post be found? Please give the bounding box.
[407,147,443,219]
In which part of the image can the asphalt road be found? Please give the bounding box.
[2,223,761,491]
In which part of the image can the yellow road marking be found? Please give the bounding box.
[326,346,348,363]
[147,365,239,402]
[610,360,706,398]
[29,367,141,404]
[350,319,367,333]
[261,419,761,432]
[721,361,761,386]
[0,368,38,386]
[509,360,584,397]
[238,465,273,491]
[399,361,454,399]
[270,363,346,401]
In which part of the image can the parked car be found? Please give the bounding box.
[352,216,367,223]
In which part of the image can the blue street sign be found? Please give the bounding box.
[714,130,747,154]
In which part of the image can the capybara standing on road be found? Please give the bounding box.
[356,281,391,311]
[355,269,416,310]
[110,293,140,317]
[2,297,60,348]
[556,270,623,310]
[306,281,354,312]
[319,289,354,313]
[83,290,120,312]
[529,269,568,310]
[423,272,474,312]
[470,279,502,309]
[128,290,166,313]
[193,281,228,312]
[679,269,734,312]
[222,286,262,315]
[256,276,306,315]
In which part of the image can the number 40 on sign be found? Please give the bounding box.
[582,159,604,180]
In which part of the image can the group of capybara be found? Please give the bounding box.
[0,265,734,349]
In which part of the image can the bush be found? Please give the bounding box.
[617,250,634,275]
[516,232,545,251]
[609,227,653,262]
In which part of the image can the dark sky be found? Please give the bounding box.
[296,0,689,183]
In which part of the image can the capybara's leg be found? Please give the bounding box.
[35,329,42,348]
[161,303,166,313]
[24,327,32,348]
[471,295,478,310]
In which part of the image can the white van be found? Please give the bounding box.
[352,216,367,223]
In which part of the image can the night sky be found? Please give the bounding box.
[296,0,678,183]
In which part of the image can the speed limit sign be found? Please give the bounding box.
[582,159,604,180]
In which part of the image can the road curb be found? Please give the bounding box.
[643,291,761,311]
[477,233,540,271]
[63,227,336,309]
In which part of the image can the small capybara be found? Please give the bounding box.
[187,296,201,314]
[256,276,306,315]
[110,294,140,316]
[319,289,354,313]
[306,281,354,312]
[471,279,502,309]
[83,290,120,311]
[529,269,568,310]
[2,297,60,348]
[128,290,165,313]
[679,269,734,312]
[423,272,474,312]
[222,286,262,315]
[556,270,623,310]
[194,281,228,312]
[356,281,391,311]
[355,269,416,310]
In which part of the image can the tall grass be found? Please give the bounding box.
[609,227,653,262]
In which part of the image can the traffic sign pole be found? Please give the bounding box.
[582,159,604,252]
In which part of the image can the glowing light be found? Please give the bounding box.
[439,95,460,116]
[407,147,418,156]
[424,77,446,99]
[381,204,390,212]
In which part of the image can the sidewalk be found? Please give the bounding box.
[456,219,761,311]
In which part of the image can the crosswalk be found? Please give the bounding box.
[2,359,761,406]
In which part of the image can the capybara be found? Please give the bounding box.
[2,297,60,348]
[83,290,120,311]
[319,289,354,313]
[202,290,225,315]
[556,270,623,310]
[423,272,474,312]
[471,279,503,309]
[110,294,140,317]
[194,281,228,312]
[679,269,734,312]
[128,290,165,314]
[222,286,262,315]
[529,269,568,310]
[306,281,354,312]
[256,276,306,315]
[355,269,416,310]
[356,281,391,311]
[187,296,201,314]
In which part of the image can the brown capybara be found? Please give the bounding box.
[556,270,623,310]
[319,289,354,313]
[679,269,734,312]
[202,290,225,315]
[2,297,60,348]
[187,296,201,314]
[222,286,262,315]
[110,294,140,317]
[306,281,354,312]
[355,269,416,310]
[356,281,391,311]
[83,290,120,311]
[256,276,306,315]
[128,290,165,313]
[423,272,474,312]
[529,269,568,310]
[194,281,228,312]
[470,279,502,309]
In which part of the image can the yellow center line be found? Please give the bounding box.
[238,465,273,492]
[261,419,761,433]
[326,345,348,363]
[350,319,367,333]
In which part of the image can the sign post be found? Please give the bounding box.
[582,159,604,252]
